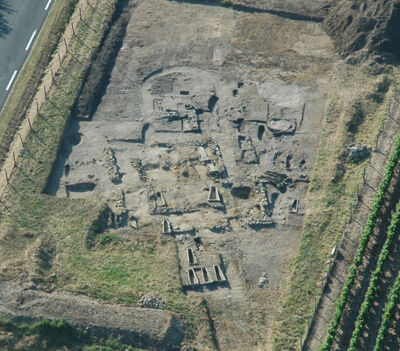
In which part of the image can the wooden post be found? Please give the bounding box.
[64,38,69,53]
[19,133,24,147]
[5,170,9,184]
[0,198,12,215]
[13,152,17,169]
[79,7,83,21]
[87,0,105,17]
[28,118,33,132]
[72,22,76,37]
[50,68,55,85]
[69,50,83,66]
[58,52,63,67]
[36,101,40,116]
[43,85,47,99]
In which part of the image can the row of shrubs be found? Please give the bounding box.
[320,131,400,351]
[373,268,400,350]
[347,202,400,350]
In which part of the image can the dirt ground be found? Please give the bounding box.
[45,0,335,349]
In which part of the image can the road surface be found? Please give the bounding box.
[0,0,54,112]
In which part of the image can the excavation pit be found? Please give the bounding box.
[43,0,336,347]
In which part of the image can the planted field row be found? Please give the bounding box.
[347,202,400,350]
[320,132,400,351]
[373,268,400,351]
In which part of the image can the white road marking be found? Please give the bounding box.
[45,0,53,11]
[6,70,18,91]
[25,30,37,51]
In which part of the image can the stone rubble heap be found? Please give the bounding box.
[137,295,166,310]
[103,146,121,183]
[347,142,370,162]
[258,272,269,289]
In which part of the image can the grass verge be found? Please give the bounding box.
[320,130,400,351]
[273,66,397,350]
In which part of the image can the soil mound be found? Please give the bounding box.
[0,281,184,350]
[323,0,400,60]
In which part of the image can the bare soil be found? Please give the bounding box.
[323,0,400,61]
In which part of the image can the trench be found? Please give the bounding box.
[168,0,323,22]
[73,0,133,120]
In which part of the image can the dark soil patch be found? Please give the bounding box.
[383,303,400,350]
[323,0,400,61]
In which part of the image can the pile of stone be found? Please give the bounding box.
[137,295,166,310]
[130,158,147,181]
[347,143,370,162]
[113,189,125,209]
[258,272,269,289]
[103,146,120,183]
[246,218,273,227]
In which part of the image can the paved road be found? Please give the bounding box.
[0,0,54,112]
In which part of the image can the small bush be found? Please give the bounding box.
[31,318,85,346]
[99,233,121,245]
[332,162,346,184]
[346,101,364,133]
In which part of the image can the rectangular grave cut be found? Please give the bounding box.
[202,267,211,284]
[188,268,199,286]
[208,186,221,202]
[162,219,172,234]
[187,248,198,265]
[213,265,226,281]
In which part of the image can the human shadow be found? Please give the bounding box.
[0,0,13,39]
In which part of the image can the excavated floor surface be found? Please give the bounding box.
[45,0,335,348]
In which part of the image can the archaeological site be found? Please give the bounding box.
[1,0,400,350]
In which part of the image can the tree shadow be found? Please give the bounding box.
[0,0,13,39]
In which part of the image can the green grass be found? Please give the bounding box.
[0,317,146,350]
